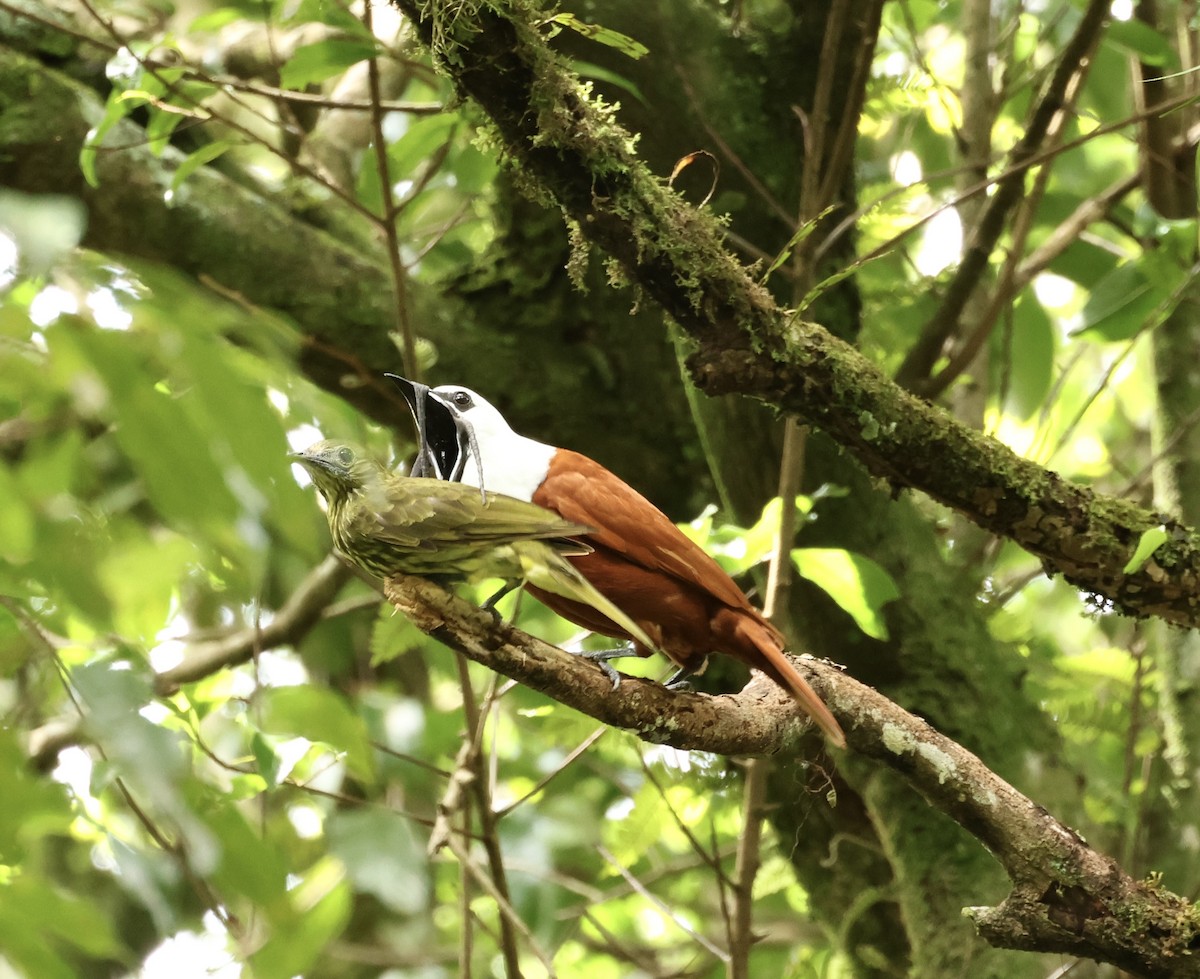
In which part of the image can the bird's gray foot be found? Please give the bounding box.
[662,667,694,692]
[662,655,708,692]
[572,642,636,690]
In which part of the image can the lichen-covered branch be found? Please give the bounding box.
[386,0,1200,629]
[384,572,1200,976]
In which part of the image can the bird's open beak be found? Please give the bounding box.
[386,373,469,481]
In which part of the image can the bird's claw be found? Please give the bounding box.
[572,642,635,690]
[662,664,696,693]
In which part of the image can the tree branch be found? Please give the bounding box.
[154,554,352,694]
[383,572,1200,976]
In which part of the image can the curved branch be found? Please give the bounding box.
[384,572,1200,977]
[386,0,1200,629]
[155,555,352,694]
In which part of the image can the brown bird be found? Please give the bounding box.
[388,377,845,747]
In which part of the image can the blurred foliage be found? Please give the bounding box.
[0,0,1196,975]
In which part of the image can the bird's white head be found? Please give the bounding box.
[428,385,555,501]
[430,386,517,442]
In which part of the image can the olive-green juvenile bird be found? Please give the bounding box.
[293,440,658,651]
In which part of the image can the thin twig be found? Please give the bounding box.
[596,845,731,962]
[446,831,556,976]
[895,0,1111,390]
[362,0,418,380]
[494,726,607,817]
[450,653,524,978]
[71,0,384,225]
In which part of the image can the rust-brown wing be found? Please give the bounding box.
[534,451,754,612]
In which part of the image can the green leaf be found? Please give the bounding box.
[572,60,648,105]
[999,291,1055,420]
[0,461,34,563]
[1060,646,1136,683]
[326,809,427,912]
[1105,18,1176,67]
[545,13,649,59]
[171,139,235,192]
[1073,262,1160,341]
[60,324,241,536]
[23,876,122,957]
[1123,525,1169,574]
[0,730,73,862]
[283,0,373,39]
[386,114,459,180]
[108,837,182,932]
[80,94,133,188]
[258,686,376,783]
[369,604,425,666]
[792,548,899,640]
[251,857,351,978]
[202,800,290,909]
[188,6,255,32]
[761,204,838,284]
[279,39,378,89]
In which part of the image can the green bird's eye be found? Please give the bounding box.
[337,447,354,466]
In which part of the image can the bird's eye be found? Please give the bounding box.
[337,447,353,466]
[452,391,473,409]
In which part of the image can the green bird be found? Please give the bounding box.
[293,440,658,651]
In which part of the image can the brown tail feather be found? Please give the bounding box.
[730,615,846,748]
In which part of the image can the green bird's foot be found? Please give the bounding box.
[571,643,636,690]
[481,581,521,620]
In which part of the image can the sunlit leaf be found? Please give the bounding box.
[1123,525,1169,574]
[545,13,649,59]
[1059,646,1136,683]
[791,548,899,640]
[258,685,376,783]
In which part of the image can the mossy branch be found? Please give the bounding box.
[387,0,1200,628]
[384,572,1200,976]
